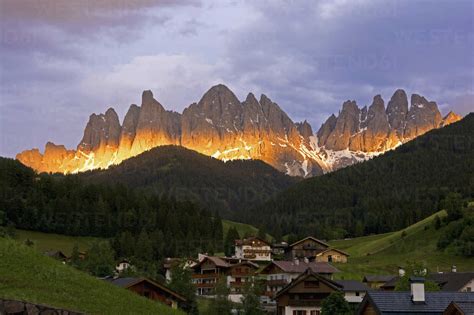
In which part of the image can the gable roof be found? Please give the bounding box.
[445,301,474,314]
[44,250,67,259]
[289,236,330,249]
[428,273,474,292]
[335,280,371,292]
[363,275,396,283]
[359,291,474,314]
[275,268,343,299]
[260,260,339,275]
[193,256,230,269]
[108,277,186,302]
[235,236,270,247]
[229,260,259,269]
[316,248,350,257]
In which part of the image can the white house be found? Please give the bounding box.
[234,237,272,261]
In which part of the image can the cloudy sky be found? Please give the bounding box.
[0,0,473,157]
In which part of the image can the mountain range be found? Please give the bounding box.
[245,114,474,239]
[16,84,461,177]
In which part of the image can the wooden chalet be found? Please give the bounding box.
[315,248,349,263]
[259,259,339,304]
[108,277,186,310]
[286,237,330,260]
[191,255,258,299]
[274,268,344,315]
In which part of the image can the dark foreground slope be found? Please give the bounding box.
[247,113,474,239]
[0,237,182,315]
[80,145,298,217]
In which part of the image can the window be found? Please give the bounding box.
[310,311,320,315]
[466,287,472,292]
[355,292,360,296]
[293,311,307,315]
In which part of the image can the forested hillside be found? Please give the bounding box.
[80,145,297,217]
[0,157,222,259]
[246,114,474,240]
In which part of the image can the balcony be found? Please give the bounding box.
[194,282,216,288]
[288,299,323,307]
[192,273,218,279]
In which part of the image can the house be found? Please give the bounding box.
[315,248,350,263]
[115,259,131,273]
[335,280,371,303]
[235,237,272,261]
[443,300,474,315]
[272,242,289,256]
[381,272,474,292]
[163,257,197,282]
[44,250,67,263]
[286,237,330,260]
[362,275,396,289]
[226,261,259,303]
[358,277,474,315]
[259,259,339,304]
[192,256,230,296]
[274,268,344,315]
[429,272,474,292]
[108,277,186,310]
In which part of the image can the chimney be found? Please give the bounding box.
[451,265,457,273]
[294,258,300,266]
[398,266,405,277]
[410,277,425,304]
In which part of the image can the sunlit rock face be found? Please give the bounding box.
[16,85,462,177]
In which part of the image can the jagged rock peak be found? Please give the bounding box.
[296,120,314,139]
[441,111,463,127]
[142,90,154,103]
[245,92,259,104]
[371,95,385,109]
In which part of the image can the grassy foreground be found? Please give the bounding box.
[0,237,183,315]
[329,210,474,279]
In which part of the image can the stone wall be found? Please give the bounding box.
[0,298,83,315]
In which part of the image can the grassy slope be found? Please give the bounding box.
[223,219,273,240]
[329,210,474,280]
[0,237,183,315]
[15,229,101,256]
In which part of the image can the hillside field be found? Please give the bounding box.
[329,210,474,279]
[15,229,102,256]
[0,237,183,315]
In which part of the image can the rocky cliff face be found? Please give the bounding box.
[315,89,461,170]
[16,85,462,177]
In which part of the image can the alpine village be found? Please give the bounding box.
[1,1,473,315]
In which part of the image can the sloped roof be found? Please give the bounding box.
[428,272,474,292]
[360,291,474,314]
[316,248,350,257]
[275,268,343,299]
[335,280,371,292]
[193,255,230,269]
[261,260,339,274]
[108,277,186,302]
[235,236,270,246]
[288,236,330,248]
[448,301,474,314]
[363,275,396,283]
